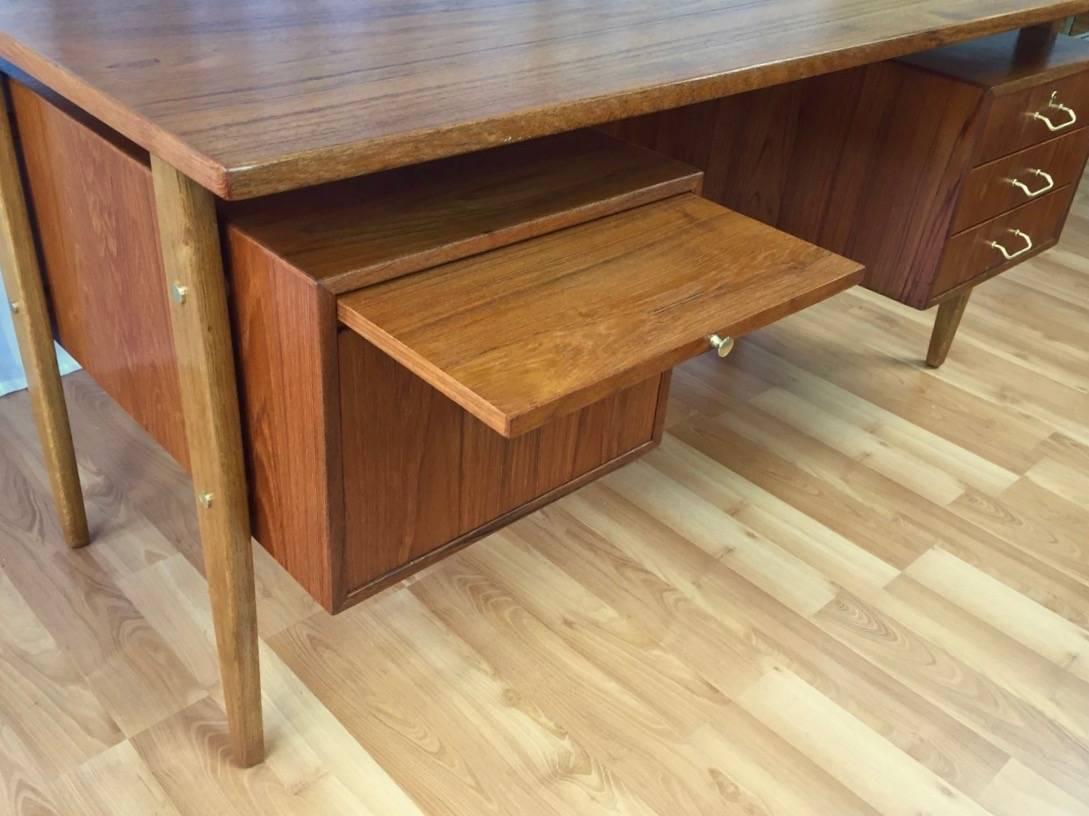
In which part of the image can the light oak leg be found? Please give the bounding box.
[0,79,89,548]
[926,290,971,369]
[150,156,264,766]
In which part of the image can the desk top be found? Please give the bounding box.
[2,1,1087,199]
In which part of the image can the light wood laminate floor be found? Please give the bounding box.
[3,183,1089,815]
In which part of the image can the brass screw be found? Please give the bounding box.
[198,491,214,509]
[171,283,189,305]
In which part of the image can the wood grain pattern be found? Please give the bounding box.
[933,184,1076,296]
[226,130,702,295]
[607,59,988,308]
[610,30,1089,317]
[337,331,664,601]
[150,158,263,767]
[952,128,1089,232]
[222,229,344,613]
[978,68,1089,162]
[3,163,1089,815]
[8,78,189,469]
[0,75,87,547]
[927,291,973,368]
[2,1,1088,198]
[338,194,862,437]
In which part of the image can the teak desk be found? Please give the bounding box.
[2,1,1088,766]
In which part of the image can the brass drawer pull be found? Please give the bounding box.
[709,334,735,358]
[988,228,1034,261]
[1030,91,1078,132]
[1005,168,1055,199]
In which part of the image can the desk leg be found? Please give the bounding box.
[150,157,264,767]
[926,290,971,369]
[0,79,89,548]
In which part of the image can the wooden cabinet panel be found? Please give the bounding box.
[934,184,1076,296]
[952,127,1089,233]
[606,62,986,308]
[226,131,701,294]
[978,70,1089,162]
[337,331,665,601]
[10,78,190,468]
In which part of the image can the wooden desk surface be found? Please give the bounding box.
[2,1,1088,199]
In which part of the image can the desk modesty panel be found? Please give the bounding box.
[3,1,1089,197]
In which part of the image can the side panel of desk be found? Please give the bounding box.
[11,79,191,466]
[9,78,343,607]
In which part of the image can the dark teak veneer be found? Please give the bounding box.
[3,1,1086,198]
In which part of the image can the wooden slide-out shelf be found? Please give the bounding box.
[337,193,863,438]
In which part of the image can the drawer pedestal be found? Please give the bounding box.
[609,30,1089,366]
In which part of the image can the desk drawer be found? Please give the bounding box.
[934,184,1075,297]
[978,70,1089,163]
[337,194,863,438]
[952,127,1089,233]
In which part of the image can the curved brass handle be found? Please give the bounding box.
[1005,168,1055,199]
[709,334,735,358]
[988,228,1034,261]
[1030,91,1078,132]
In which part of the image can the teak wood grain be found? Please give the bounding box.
[611,62,988,308]
[223,229,344,612]
[2,1,1088,198]
[337,333,665,600]
[934,184,1076,295]
[338,194,863,437]
[610,31,1089,310]
[978,69,1089,162]
[8,77,357,612]
[226,131,702,295]
[951,128,1089,233]
[8,197,1089,813]
[0,75,88,548]
[8,78,190,469]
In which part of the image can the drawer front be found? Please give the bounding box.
[934,185,1075,297]
[952,127,1089,234]
[978,70,1089,163]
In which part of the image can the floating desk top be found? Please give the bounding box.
[2,0,1089,198]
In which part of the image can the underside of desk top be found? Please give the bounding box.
[2,0,1088,199]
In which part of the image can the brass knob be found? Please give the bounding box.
[709,334,734,358]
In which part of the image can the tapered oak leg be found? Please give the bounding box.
[0,79,89,548]
[150,156,264,766]
[926,290,971,369]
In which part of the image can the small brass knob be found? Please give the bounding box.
[709,334,734,358]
